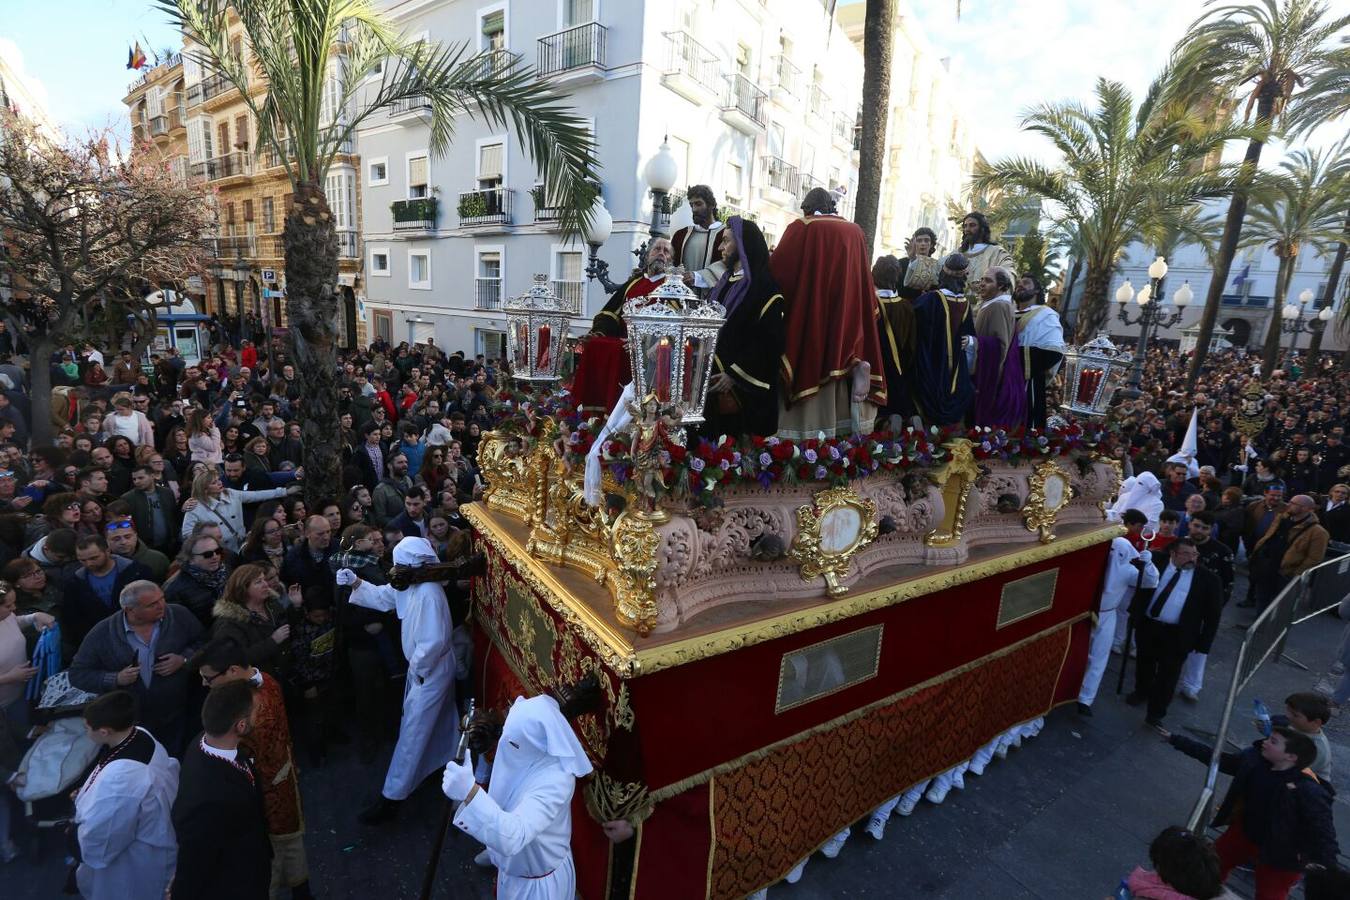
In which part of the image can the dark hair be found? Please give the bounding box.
[1122,509,1148,526]
[686,184,718,219]
[75,533,109,553]
[871,255,901,292]
[190,637,250,676]
[84,690,138,732]
[1190,510,1215,526]
[991,268,1014,292]
[302,585,333,611]
[45,528,78,557]
[1160,510,1181,523]
[801,186,837,215]
[43,491,81,519]
[961,211,993,248]
[1147,826,1223,899]
[1272,725,1317,769]
[1019,273,1046,303]
[201,679,256,737]
[912,227,938,255]
[1167,534,1195,548]
[1285,691,1331,727]
[361,421,380,437]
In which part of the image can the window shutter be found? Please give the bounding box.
[235,115,249,149]
[217,122,230,155]
[482,11,504,36]
[226,202,236,224]
[408,156,429,187]
[243,199,253,222]
[201,117,213,159]
[182,52,201,85]
[147,87,164,118]
[478,143,503,179]
[187,119,204,163]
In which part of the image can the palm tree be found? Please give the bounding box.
[1174,0,1350,386]
[1244,148,1347,376]
[973,76,1246,342]
[159,0,599,499]
[853,0,894,253]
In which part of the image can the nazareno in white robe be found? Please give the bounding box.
[454,694,593,900]
[349,537,460,801]
[73,727,179,900]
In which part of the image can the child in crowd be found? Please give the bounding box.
[1121,825,1236,899]
[1153,510,1181,551]
[1277,692,1332,782]
[288,588,338,766]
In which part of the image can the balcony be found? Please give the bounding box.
[338,230,359,259]
[771,55,800,104]
[392,197,438,236]
[263,234,285,258]
[458,188,512,227]
[201,71,241,104]
[762,156,799,202]
[533,187,565,224]
[832,112,853,148]
[264,138,294,169]
[661,31,721,104]
[149,115,170,136]
[808,83,828,119]
[207,151,254,182]
[212,235,258,258]
[719,73,767,133]
[538,23,606,82]
[552,280,584,315]
[388,94,433,122]
[467,48,523,79]
[186,83,203,107]
[476,278,502,310]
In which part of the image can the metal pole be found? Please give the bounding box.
[1126,276,1163,393]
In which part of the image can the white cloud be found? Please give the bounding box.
[0,36,56,126]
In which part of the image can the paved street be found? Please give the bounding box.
[9,567,1350,899]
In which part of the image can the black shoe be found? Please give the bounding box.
[1075,703,1093,717]
[1125,693,1146,707]
[1145,717,1164,728]
[358,796,401,825]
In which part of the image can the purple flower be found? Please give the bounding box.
[732,451,742,465]
[719,459,731,471]
[759,452,772,467]
[981,441,992,452]
[766,436,780,447]
[814,465,828,479]
[757,472,773,489]
[804,448,818,463]
[690,457,706,473]
[828,445,841,461]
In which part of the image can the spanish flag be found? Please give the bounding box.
[127,43,147,70]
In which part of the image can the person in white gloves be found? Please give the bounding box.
[336,536,459,825]
[441,694,592,900]
[1077,535,1158,715]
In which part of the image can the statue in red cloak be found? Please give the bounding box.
[770,188,887,439]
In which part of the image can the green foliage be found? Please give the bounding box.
[457,192,489,219]
[1009,228,1061,286]
[391,197,438,224]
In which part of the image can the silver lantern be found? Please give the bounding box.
[1060,332,1130,417]
[504,274,570,383]
[622,275,726,428]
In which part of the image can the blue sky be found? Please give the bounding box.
[3,0,1345,162]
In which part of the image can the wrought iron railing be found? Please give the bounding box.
[337,231,359,259]
[763,156,798,194]
[772,55,800,96]
[201,71,241,102]
[552,280,584,315]
[392,197,438,231]
[388,95,432,117]
[722,73,767,127]
[458,188,511,226]
[476,278,502,310]
[663,31,721,94]
[538,22,606,77]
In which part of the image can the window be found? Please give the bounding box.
[668,135,691,186]
[225,202,236,225]
[234,115,249,150]
[373,310,392,342]
[242,199,254,222]
[480,7,506,51]
[325,170,357,231]
[477,141,504,190]
[562,0,595,27]
[735,43,751,76]
[476,249,503,309]
[409,250,431,289]
[217,121,230,155]
[370,248,391,276]
[262,197,275,232]
[552,247,584,314]
[187,117,212,163]
[408,154,429,199]
[368,58,384,78]
[368,157,388,186]
[725,161,743,206]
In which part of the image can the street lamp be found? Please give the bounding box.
[583,138,681,295]
[1115,256,1187,398]
[1281,287,1333,369]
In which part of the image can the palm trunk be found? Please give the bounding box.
[1060,256,1083,330]
[852,0,893,253]
[1074,264,1111,343]
[1186,85,1277,388]
[28,332,54,447]
[1315,212,1348,370]
[283,181,341,507]
[1261,254,1294,379]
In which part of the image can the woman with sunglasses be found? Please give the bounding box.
[179,470,290,555]
[164,532,232,627]
[1,558,62,619]
[24,492,83,545]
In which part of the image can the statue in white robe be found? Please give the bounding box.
[74,726,179,900]
[1077,537,1158,710]
[342,537,459,814]
[442,694,593,900]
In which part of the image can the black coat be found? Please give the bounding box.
[1129,552,1224,654]
[61,556,153,648]
[119,485,182,551]
[1317,502,1350,544]
[172,738,273,900]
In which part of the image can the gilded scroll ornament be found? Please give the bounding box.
[610,510,662,635]
[923,439,982,547]
[584,771,654,825]
[1023,459,1073,543]
[787,486,879,596]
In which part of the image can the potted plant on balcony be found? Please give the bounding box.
[458,191,489,220]
[391,196,438,226]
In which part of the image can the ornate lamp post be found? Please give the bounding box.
[1114,256,1190,398]
[583,139,680,294]
[1059,333,1132,417]
[1281,287,1333,370]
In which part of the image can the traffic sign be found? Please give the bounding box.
[262,268,277,282]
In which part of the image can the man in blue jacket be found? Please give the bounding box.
[62,534,151,647]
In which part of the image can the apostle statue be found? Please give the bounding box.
[873,255,917,427]
[1013,274,1066,429]
[672,185,727,293]
[897,226,941,300]
[703,216,785,438]
[958,211,1016,303]
[911,253,975,426]
[970,265,1027,428]
[572,238,675,415]
[771,187,887,439]
[337,537,460,825]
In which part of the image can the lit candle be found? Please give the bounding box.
[535,324,551,371]
[654,338,672,402]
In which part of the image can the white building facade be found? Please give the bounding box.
[1103,216,1349,358]
[359,0,863,356]
[838,6,977,257]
